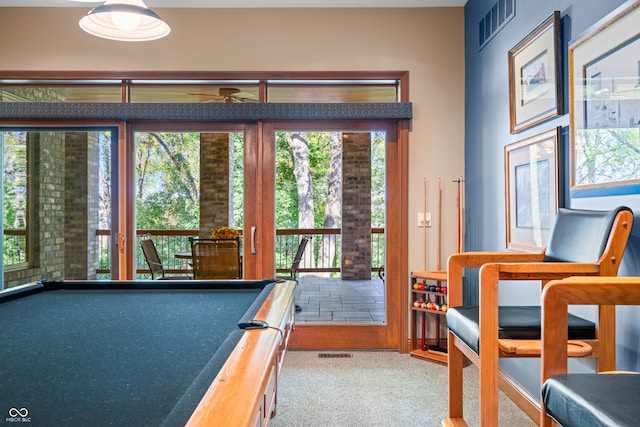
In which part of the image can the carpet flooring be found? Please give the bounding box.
[271,350,537,427]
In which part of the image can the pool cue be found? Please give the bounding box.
[421,178,427,350]
[428,178,447,354]
[455,176,465,253]
[423,178,427,271]
[436,178,442,271]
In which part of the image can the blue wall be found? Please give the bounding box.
[463,0,640,395]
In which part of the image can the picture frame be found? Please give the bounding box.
[569,0,640,196]
[504,128,560,251]
[508,11,562,133]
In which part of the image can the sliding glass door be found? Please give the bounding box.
[264,120,404,350]
[126,123,261,279]
[1,127,117,286]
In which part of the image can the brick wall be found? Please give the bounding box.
[341,132,372,280]
[199,133,232,237]
[64,132,99,279]
[5,131,66,287]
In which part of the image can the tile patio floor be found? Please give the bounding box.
[292,274,386,324]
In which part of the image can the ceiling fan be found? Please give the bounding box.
[188,88,259,103]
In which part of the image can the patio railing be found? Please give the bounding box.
[3,228,384,278]
[96,228,384,278]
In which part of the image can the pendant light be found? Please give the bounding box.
[79,0,170,42]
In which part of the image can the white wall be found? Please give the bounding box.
[0,6,466,279]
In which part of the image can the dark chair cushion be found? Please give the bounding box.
[446,306,595,355]
[544,206,632,263]
[542,373,640,427]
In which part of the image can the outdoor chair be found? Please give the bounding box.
[443,206,634,426]
[277,235,312,313]
[189,237,242,279]
[541,276,640,427]
[279,235,312,280]
[139,234,192,280]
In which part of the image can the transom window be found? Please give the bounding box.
[0,78,400,104]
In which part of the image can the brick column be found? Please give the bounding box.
[341,132,372,280]
[200,133,231,237]
[64,132,99,279]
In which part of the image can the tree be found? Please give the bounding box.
[134,132,200,230]
[318,132,342,275]
[285,132,316,269]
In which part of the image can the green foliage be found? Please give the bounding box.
[275,131,299,229]
[98,132,112,230]
[3,131,28,264]
[371,132,386,227]
[276,130,386,229]
[135,132,201,230]
[133,131,245,231]
[575,128,640,186]
[232,133,244,228]
[3,131,26,232]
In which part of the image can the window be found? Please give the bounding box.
[3,131,28,267]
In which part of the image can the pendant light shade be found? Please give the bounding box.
[79,0,170,42]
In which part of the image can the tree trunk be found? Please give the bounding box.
[286,132,315,269]
[319,132,342,276]
[149,132,198,204]
[137,144,151,197]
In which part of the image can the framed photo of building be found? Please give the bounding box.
[509,11,562,133]
[570,0,640,196]
[504,128,560,251]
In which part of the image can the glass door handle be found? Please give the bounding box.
[250,226,257,254]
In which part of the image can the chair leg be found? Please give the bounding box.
[541,407,555,427]
[478,346,499,426]
[447,331,465,419]
[479,263,500,427]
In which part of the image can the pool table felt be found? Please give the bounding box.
[0,282,275,426]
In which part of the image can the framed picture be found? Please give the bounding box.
[509,11,562,133]
[570,0,640,196]
[504,128,560,251]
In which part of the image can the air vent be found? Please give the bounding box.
[478,0,515,50]
[318,353,353,358]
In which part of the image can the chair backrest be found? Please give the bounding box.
[290,235,311,279]
[190,237,241,279]
[140,234,165,279]
[544,206,633,263]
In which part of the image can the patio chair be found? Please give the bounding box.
[139,234,191,280]
[279,235,312,280]
[541,276,640,427]
[277,235,312,313]
[190,237,242,279]
[443,206,633,426]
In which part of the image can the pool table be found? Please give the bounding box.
[0,278,296,427]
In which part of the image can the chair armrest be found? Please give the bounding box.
[448,251,545,269]
[446,251,544,306]
[542,277,640,378]
[474,263,607,373]
[494,262,602,280]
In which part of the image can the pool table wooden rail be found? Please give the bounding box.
[187,279,297,427]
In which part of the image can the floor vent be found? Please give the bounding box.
[318,353,353,358]
[478,0,515,50]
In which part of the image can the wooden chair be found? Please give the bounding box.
[190,237,242,279]
[443,206,633,427]
[139,234,191,280]
[541,276,640,427]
